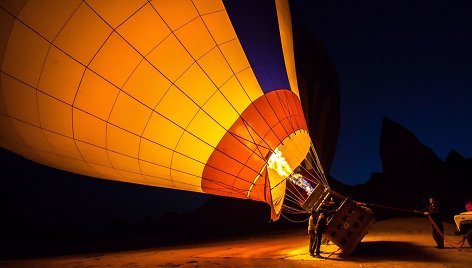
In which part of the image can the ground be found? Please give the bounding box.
[1,217,470,268]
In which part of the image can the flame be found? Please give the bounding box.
[267,148,314,195]
[267,148,293,177]
[287,173,314,195]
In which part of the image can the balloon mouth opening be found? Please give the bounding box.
[265,130,311,220]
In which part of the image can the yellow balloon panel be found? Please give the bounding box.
[0,116,22,146]
[53,3,112,65]
[218,76,253,115]
[107,151,141,174]
[235,68,264,102]
[122,61,171,108]
[74,70,119,121]
[1,74,40,126]
[201,10,237,45]
[147,35,194,82]
[200,91,239,131]
[43,131,82,160]
[193,0,225,15]
[174,63,217,107]
[73,109,107,148]
[38,46,84,104]
[88,163,120,178]
[139,139,173,168]
[37,92,73,137]
[11,120,53,153]
[2,22,49,87]
[107,124,140,157]
[175,18,215,60]
[151,0,199,31]
[86,0,147,29]
[275,0,299,98]
[155,86,200,127]
[139,161,172,184]
[218,40,251,74]
[31,150,65,169]
[18,0,81,42]
[89,32,142,88]
[116,4,170,56]
[61,157,96,176]
[175,131,214,164]
[142,112,183,151]
[108,92,152,135]
[198,47,234,88]
[171,170,202,192]
[76,141,113,167]
[171,153,205,178]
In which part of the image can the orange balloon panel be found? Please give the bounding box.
[0,0,309,220]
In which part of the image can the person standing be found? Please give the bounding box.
[422,197,444,249]
[307,208,318,256]
[320,197,336,244]
[313,211,328,258]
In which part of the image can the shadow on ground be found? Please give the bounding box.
[345,241,445,262]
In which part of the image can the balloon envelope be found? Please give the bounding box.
[0,0,310,219]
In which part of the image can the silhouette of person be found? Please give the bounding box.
[320,197,336,244]
[313,211,328,258]
[307,208,318,256]
[421,197,444,249]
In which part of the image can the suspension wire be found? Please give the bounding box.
[287,177,307,200]
[280,212,310,223]
[284,185,304,201]
[281,199,307,214]
[309,143,330,189]
[298,155,322,182]
[285,191,304,206]
[283,199,307,211]
[427,215,468,250]
[283,193,308,210]
[283,208,308,215]
[284,194,303,206]
[284,187,303,200]
[282,210,307,216]
[282,204,308,214]
[358,201,470,250]
[364,203,418,213]
[309,141,329,187]
[297,160,326,187]
[282,207,303,215]
[302,146,327,187]
[284,187,305,204]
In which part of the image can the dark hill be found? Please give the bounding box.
[346,117,472,220]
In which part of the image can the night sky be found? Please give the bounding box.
[291,0,472,185]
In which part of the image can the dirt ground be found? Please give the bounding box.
[1,217,470,268]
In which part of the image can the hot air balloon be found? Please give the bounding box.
[0,0,318,220]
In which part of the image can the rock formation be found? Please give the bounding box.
[347,117,472,219]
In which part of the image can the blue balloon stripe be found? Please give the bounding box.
[223,0,290,93]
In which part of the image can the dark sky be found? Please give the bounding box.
[290,0,472,185]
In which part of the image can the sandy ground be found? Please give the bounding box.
[1,217,470,268]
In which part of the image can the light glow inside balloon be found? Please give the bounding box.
[0,0,310,219]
